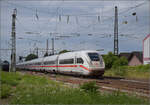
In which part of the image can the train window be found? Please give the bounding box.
[49,61,55,64]
[88,53,100,61]
[77,58,84,64]
[59,59,74,64]
[44,61,55,65]
[44,62,46,65]
[35,62,41,65]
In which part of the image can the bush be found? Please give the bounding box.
[103,52,119,69]
[80,81,99,93]
[136,64,150,72]
[103,52,128,69]
[1,84,12,99]
[112,57,128,69]
[119,57,128,66]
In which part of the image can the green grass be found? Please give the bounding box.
[1,71,22,86]
[104,64,150,79]
[80,81,99,93]
[0,71,149,104]
[1,84,12,99]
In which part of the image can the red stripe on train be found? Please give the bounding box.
[79,65,90,71]
[29,65,89,71]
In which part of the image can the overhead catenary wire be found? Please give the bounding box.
[7,1,148,42]
[8,1,146,33]
[35,9,39,20]
[2,1,148,59]
[7,1,147,18]
[115,2,147,38]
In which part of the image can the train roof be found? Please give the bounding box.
[17,57,44,65]
[43,55,58,61]
[59,50,100,55]
[17,50,100,65]
[58,50,101,59]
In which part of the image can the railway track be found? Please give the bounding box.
[19,70,150,98]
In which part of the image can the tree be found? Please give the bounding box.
[119,56,128,66]
[44,52,48,57]
[112,56,128,68]
[59,50,70,54]
[103,52,129,69]
[25,54,38,61]
[103,52,119,69]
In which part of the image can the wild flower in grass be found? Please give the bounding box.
[51,90,57,94]
[26,94,31,97]
[16,95,21,100]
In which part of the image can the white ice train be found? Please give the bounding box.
[17,50,105,76]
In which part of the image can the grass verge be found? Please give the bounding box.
[104,64,150,79]
[0,71,149,104]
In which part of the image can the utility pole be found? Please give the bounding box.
[30,48,32,54]
[114,6,119,56]
[46,39,49,54]
[52,38,54,55]
[36,47,38,57]
[10,8,17,72]
[0,16,1,70]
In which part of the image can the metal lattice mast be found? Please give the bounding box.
[36,47,38,57]
[114,6,119,55]
[46,39,49,54]
[52,38,54,55]
[10,9,17,72]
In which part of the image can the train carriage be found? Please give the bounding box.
[17,50,105,76]
[43,55,58,73]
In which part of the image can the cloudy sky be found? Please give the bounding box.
[0,0,150,62]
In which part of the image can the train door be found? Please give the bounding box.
[72,53,77,74]
[41,58,44,71]
[56,55,59,73]
[75,53,84,74]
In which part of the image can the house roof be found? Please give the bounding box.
[119,51,143,63]
[143,34,150,41]
[129,51,143,63]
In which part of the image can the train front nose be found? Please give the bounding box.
[89,68,105,76]
[89,61,105,76]
[87,52,105,76]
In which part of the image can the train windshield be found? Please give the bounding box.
[88,53,100,61]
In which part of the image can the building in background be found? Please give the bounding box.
[0,59,2,69]
[143,34,150,65]
[128,52,143,66]
[119,51,143,66]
